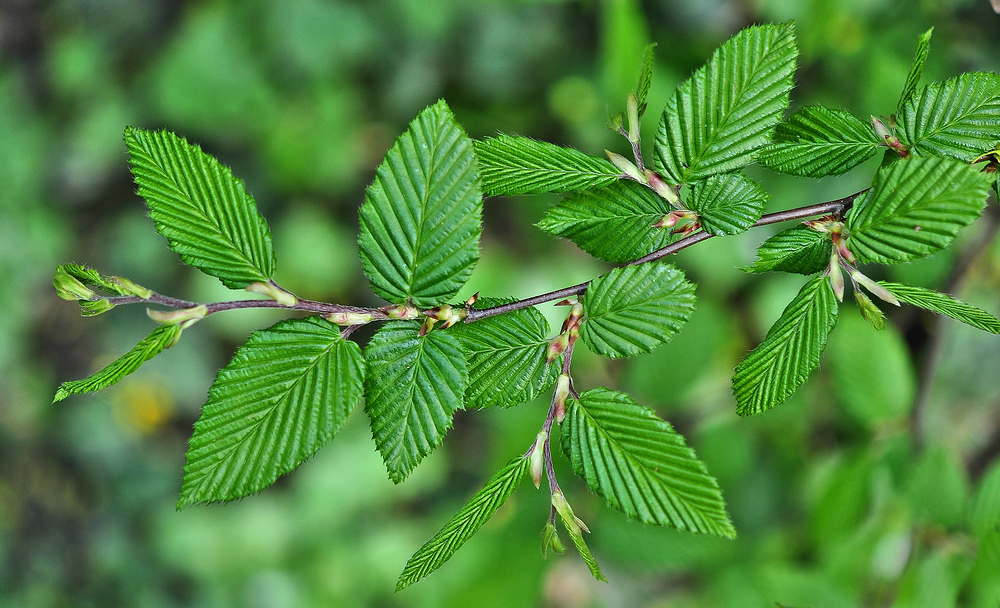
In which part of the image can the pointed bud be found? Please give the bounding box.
[653,213,679,229]
[606,150,645,183]
[607,111,625,133]
[828,254,845,302]
[382,304,419,320]
[553,374,570,424]
[79,299,114,317]
[147,304,208,329]
[541,522,565,558]
[245,282,297,306]
[554,298,577,307]
[672,220,701,237]
[560,303,584,334]
[850,269,901,306]
[529,431,547,489]
[626,91,641,143]
[54,268,95,301]
[441,308,464,329]
[418,317,437,336]
[835,237,857,266]
[644,169,682,208]
[854,291,886,331]
[325,311,373,326]
[110,276,152,299]
[465,292,480,308]
[546,334,568,363]
[551,490,589,535]
[871,115,909,157]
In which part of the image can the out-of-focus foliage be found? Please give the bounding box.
[3,0,1000,606]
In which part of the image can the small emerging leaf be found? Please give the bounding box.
[879,282,1000,334]
[686,173,769,236]
[475,135,620,196]
[636,43,657,114]
[758,105,880,177]
[898,28,934,114]
[742,225,832,275]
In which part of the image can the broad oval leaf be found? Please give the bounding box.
[687,173,769,236]
[536,180,679,263]
[758,105,880,177]
[898,28,934,114]
[581,263,696,358]
[742,225,832,275]
[178,317,363,507]
[358,100,482,307]
[732,276,839,416]
[364,321,467,483]
[879,281,1000,333]
[846,156,992,265]
[474,135,619,196]
[561,388,735,537]
[653,23,798,183]
[900,72,1000,161]
[125,127,276,289]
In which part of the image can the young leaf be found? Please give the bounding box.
[561,388,735,537]
[653,23,798,183]
[732,276,839,416]
[899,72,1000,161]
[396,456,528,590]
[364,321,467,483]
[358,100,482,307]
[564,521,606,583]
[878,282,1000,333]
[636,42,657,113]
[451,299,559,409]
[846,156,991,264]
[178,317,364,507]
[581,263,696,358]
[686,173,769,236]
[474,136,620,196]
[125,127,276,289]
[742,225,832,275]
[536,180,679,263]
[53,324,181,402]
[898,28,934,114]
[757,105,880,177]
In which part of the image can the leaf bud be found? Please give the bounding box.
[79,299,114,317]
[546,334,569,363]
[850,269,900,306]
[418,316,437,336]
[827,253,845,302]
[382,304,419,320]
[541,522,565,558]
[626,91,641,143]
[551,490,589,535]
[854,291,886,331]
[110,276,153,299]
[607,111,625,133]
[606,150,645,183]
[870,115,909,157]
[325,311,373,326]
[553,374,570,424]
[465,292,480,308]
[554,297,578,307]
[560,303,584,334]
[54,268,95,301]
[529,431,547,489]
[245,282,297,306]
[644,169,682,208]
[147,304,208,329]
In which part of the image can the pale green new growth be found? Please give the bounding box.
[636,43,657,114]
[474,135,620,196]
[898,28,933,114]
[742,225,832,275]
[686,173,769,236]
[900,72,1000,161]
[758,105,880,177]
[879,282,1000,334]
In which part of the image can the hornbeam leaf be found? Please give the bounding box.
[899,72,1000,161]
[561,388,735,537]
[364,321,467,483]
[396,456,528,590]
[732,276,839,416]
[636,43,657,113]
[474,136,620,196]
[536,180,679,263]
[178,317,363,507]
[879,282,1000,333]
[563,519,606,583]
[359,100,482,307]
[742,225,832,275]
[758,105,880,177]
[654,23,798,183]
[898,28,934,114]
[125,127,276,289]
[53,325,181,402]
[846,156,992,264]
[581,263,696,358]
[687,173,769,236]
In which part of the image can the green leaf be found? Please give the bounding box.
[53,325,181,402]
[899,72,1000,161]
[396,456,528,590]
[536,180,678,263]
[757,105,880,177]
[742,225,832,275]
[686,173,769,236]
[451,299,559,408]
[581,263,696,358]
[358,100,482,307]
[364,321,467,483]
[636,42,657,113]
[653,23,798,183]
[474,135,620,196]
[178,317,363,507]
[125,127,276,289]
[878,282,1000,333]
[898,28,934,114]
[561,388,735,537]
[846,156,991,264]
[56,264,133,297]
[565,522,606,583]
[732,276,839,416]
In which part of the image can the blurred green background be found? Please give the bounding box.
[4,0,1000,606]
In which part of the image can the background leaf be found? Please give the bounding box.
[898,28,934,114]
[879,282,1000,333]
[732,276,839,416]
[364,321,467,483]
[742,225,832,275]
[899,72,1000,161]
[757,105,880,177]
[474,135,619,196]
[178,317,363,507]
[561,388,735,537]
[653,23,798,183]
[358,100,482,307]
[581,263,696,358]
[686,172,768,236]
[125,127,276,289]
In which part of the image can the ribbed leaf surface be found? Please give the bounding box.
[397,456,528,590]
[742,225,832,275]
[846,156,991,264]
[364,321,467,483]
[561,388,735,537]
[452,299,558,408]
[581,263,696,358]
[178,317,363,506]
[653,23,798,183]
[536,180,678,263]
[687,173,769,236]
[900,72,1000,161]
[898,28,934,114]
[758,105,880,177]
[879,282,1000,333]
[732,276,838,416]
[474,135,619,196]
[358,100,482,307]
[53,325,181,402]
[125,127,276,289]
